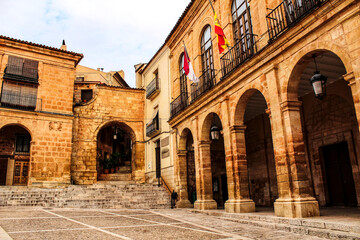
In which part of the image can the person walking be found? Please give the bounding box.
[171,190,178,209]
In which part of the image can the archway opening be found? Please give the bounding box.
[293,51,359,207]
[96,122,134,181]
[244,91,278,206]
[185,131,196,204]
[0,124,31,186]
[209,113,228,208]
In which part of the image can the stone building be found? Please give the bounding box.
[0,36,83,187]
[164,0,360,218]
[135,45,175,191]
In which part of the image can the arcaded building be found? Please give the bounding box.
[166,0,360,218]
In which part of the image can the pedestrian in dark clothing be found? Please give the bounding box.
[171,190,178,208]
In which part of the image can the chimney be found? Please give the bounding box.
[60,40,67,51]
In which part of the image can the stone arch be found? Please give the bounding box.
[200,110,223,141]
[286,42,352,101]
[233,87,270,126]
[93,121,136,142]
[0,123,33,139]
[179,127,193,151]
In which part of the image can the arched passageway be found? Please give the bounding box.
[185,132,196,204]
[0,124,31,186]
[290,51,360,207]
[96,122,135,180]
[243,91,278,206]
[209,114,228,208]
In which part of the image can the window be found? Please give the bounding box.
[201,25,214,73]
[179,54,188,96]
[15,135,31,153]
[1,81,38,109]
[5,56,38,81]
[81,89,93,102]
[76,76,85,82]
[232,0,252,45]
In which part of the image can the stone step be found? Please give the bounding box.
[0,183,171,209]
[193,210,360,240]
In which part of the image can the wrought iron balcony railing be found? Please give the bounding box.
[146,77,160,99]
[0,93,41,111]
[221,33,256,78]
[4,64,38,84]
[170,91,189,119]
[266,0,328,42]
[190,69,216,103]
[146,118,160,137]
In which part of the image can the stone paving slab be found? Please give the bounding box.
[0,207,343,240]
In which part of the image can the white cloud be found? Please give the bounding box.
[0,0,190,87]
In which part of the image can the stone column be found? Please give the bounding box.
[175,150,192,208]
[265,64,319,218]
[194,140,217,210]
[224,125,255,213]
[344,72,360,133]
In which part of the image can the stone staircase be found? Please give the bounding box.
[193,209,360,240]
[0,181,171,209]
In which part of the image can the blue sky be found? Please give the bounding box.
[0,0,190,87]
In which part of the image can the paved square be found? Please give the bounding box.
[0,208,327,240]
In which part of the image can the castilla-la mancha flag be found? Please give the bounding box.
[214,12,230,54]
[183,44,198,83]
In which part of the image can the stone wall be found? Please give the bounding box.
[72,85,145,184]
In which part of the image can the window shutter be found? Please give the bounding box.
[23,59,38,79]
[7,56,23,75]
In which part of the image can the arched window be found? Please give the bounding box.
[232,0,252,44]
[201,25,214,78]
[179,53,188,96]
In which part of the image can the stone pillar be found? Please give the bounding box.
[224,125,255,213]
[194,140,217,210]
[344,72,360,132]
[175,150,192,208]
[273,101,319,217]
[265,64,319,218]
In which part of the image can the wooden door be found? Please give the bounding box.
[13,161,29,186]
[322,142,357,206]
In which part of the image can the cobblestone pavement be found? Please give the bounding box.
[0,207,328,240]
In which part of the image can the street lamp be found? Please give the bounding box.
[210,126,220,140]
[309,54,327,100]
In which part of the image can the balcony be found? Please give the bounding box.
[146,77,160,99]
[266,0,328,42]
[170,92,189,119]
[221,34,256,78]
[146,116,160,138]
[190,69,216,103]
[4,64,38,84]
[0,93,41,111]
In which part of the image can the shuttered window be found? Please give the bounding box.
[5,56,38,80]
[0,81,38,108]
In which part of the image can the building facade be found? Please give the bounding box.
[135,46,175,191]
[0,36,83,187]
[165,0,360,218]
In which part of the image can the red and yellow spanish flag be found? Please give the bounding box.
[214,12,230,54]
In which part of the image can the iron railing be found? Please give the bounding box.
[190,69,216,103]
[267,0,328,42]
[4,64,38,83]
[0,93,41,111]
[170,91,189,119]
[221,33,256,78]
[146,77,160,99]
[146,117,160,137]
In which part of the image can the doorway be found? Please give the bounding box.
[321,142,357,207]
[0,158,8,185]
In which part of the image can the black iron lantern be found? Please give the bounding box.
[113,127,118,140]
[210,126,220,140]
[310,55,327,100]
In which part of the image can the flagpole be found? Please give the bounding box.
[208,0,215,14]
